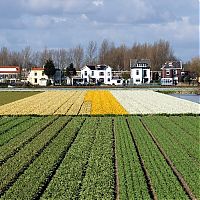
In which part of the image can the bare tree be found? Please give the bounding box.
[71,45,84,69]
[85,41,97,65]
[0,47,9,66]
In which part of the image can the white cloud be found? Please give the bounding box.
[92,0,104,6]
[81,14,88,21]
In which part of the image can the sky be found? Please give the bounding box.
[0,0,199,62]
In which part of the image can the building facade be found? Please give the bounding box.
[0,66,21,84]
[161,61,182,85]
[130,59,151,84]
[81,65,112,85]
[27,67,48,86]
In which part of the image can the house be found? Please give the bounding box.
[0,66,21,84]
[28,67,63,86]
[130,59,151,84]
[161,61,182,85]
[81,64,112,85]
[27,67,49,86]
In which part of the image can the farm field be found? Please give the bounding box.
[0,91,41,106]
[0,90,199,115]
[0,115,199,200]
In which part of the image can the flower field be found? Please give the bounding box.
[111,90,200,114]
[0,115,199,199]
[84,90,128,115]
[0,90,199,115]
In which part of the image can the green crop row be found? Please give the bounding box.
[0,116,57,164]
[79,117,114,200]
[127,116,189,200]
[0,116,71,195]
[170,116,200,141]
[151,116,200,163]
[142,116,200,199]
[0,116,41,146]
[1,117,85,200]
[114,116,151,200]
[0,116,29,135]
[41,117,99,199]
[0,116,16,126]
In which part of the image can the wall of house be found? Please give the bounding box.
[81,66,112,84]
[131,68,150,84]
[28,70,48,86]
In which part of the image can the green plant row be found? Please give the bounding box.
[172,116,200,139]
[0,116,57,164]
[114,116,151,200]
[127,116,189,200]
[0,116,71,195]
[0,116,41,146]
[0,116,16,126]
[1,117,85,200]
[0,116,29,135]
[152,116,199,163]
[79,117,114,200]
[41,117,99,199]
[142,116,200,199]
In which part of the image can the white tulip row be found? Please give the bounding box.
[111,90,200,114]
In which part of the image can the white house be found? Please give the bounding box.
[27,67,48,86]
[81,65,112,85]
[130,59,151,84]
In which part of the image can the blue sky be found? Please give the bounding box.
[0,0,199,62]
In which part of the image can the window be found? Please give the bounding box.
[42,72,45,76]
[107,72,111,76]
[84,71,87,76]
[143,70,147,77]
[99,78,104,82]
[136,79,140,82]
[173,70,177,75]
[107,78,110,82]
[136,70,139,75]
[91,71,94,76]
[34,72,37,76]
[34,78,37,83]
[117,80,121,83]
[166,70,170,75]
[99,72,104,76]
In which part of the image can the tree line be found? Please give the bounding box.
[0,39,198,73]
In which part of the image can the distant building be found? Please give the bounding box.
[0,66,21,84]
[130,59,151,84]
[28,67,62,86]
[27,67,48,86]
[81,64,112,85]
[161,61,182,85]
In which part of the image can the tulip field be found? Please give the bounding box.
[0,90,199,199]
[0,90,199,115]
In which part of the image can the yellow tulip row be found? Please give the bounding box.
[0,91,85,116]
[84,90,128,115]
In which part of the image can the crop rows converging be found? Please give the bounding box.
[0,90,199,115]
[0,115,199,200]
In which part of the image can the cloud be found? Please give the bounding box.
[92,0,104,6]
[0,0,198,61]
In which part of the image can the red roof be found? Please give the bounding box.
[31,67,44,71]
[0,66,21,73]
